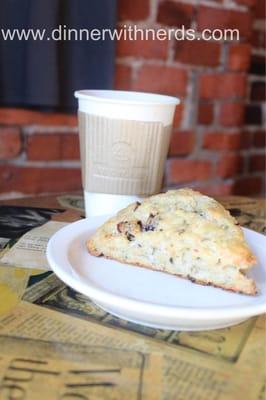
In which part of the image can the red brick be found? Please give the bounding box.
[240,130,252,149]
[0,127,22,159]
[250,54,265,75]
[0,166,81,194]
[197,6,252,38]
[219,102,245,126]
[157,1,194,28]
[234,0,257,6]
[249,154,266,172]
[252,29,266,50]
[250,81,266,101]
[195,182,234,196]
[169,130,195,156]
[253,130,266,148]
[168,159,211,183]
[0,109,77,127]
[114,64,132,90]
[199,73,247,99]
[217,153,243,178]
[228,44,251,71]
[116,36,168,59]
[27,133,80,161]
[174,40,221,67]
[255,0,266,19]
[198,103,214,125]
[172,104,183,128]
[203,132,241,150]
[245,104,262,125]
[132,65,187,96]
[118,0,150,21]
[234,176,263,195]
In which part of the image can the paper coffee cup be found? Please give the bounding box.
[74,90,179,216]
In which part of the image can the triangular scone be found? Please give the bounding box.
[87,189,257,295]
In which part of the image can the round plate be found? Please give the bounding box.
[46,216,266,331]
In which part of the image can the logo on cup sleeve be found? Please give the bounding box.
[111,141,134,164]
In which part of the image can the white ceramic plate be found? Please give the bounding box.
[47,216,266,331]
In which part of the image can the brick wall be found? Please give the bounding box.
[0,110,81,196]
[0,0,265,198]
[240,0,265,195]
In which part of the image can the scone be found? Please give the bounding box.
[87,189,257,295]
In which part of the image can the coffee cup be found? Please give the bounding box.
[74,90,179,216]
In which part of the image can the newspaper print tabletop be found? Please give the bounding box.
[0,194,265,400]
